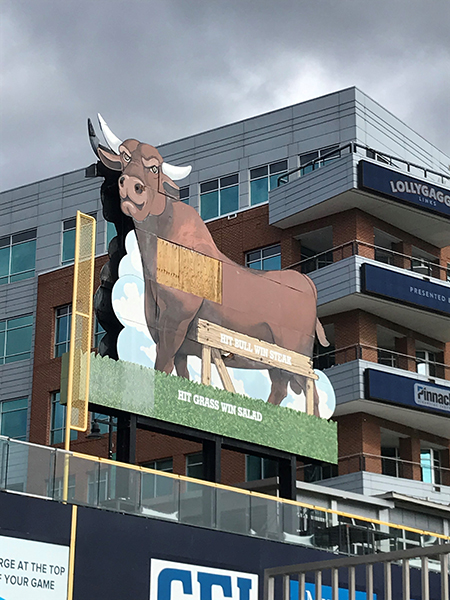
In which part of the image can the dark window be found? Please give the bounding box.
[54,305,71,358]
[50,392,77,445]
[200,175,239,220]
[246,455,278,481]
[246,244,281,271]
[250,160,287,205]
[62,213,96,264]
[0,315,33,364]
[0,398,28,440]
[141,458,174,498]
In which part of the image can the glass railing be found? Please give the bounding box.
[0,436,448,556]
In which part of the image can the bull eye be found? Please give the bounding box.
[122,152,131,163]
[151,165,159,173]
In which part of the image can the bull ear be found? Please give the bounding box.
[97,147,122,171]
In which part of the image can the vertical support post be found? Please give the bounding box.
[201,346,211,385]
[264,575,274,600]
[421,557,429,600]
[305,378,314,415]
[298,573,305,600]
[384,561,392,600]
[203,437,221,483]
[348,566,356,600]
[331,567,339,600]
[116,413,136,464]
[366,564,373,600]
[67,505,78,600]
[315,571,322,600]
[279,455,297,500]
[283,575,290,600]
[402,559,410,600]
[441,552,449,600]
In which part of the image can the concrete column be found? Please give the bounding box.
[399,437,422,481]
[395,336,416,372]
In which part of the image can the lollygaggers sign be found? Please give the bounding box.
[358,160,450,218]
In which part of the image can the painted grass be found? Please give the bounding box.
[89,353,337,463]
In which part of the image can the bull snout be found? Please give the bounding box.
[119,174,147,203]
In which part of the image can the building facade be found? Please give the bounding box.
[1,87,449,518]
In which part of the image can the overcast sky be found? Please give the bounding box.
[1,0,449,191]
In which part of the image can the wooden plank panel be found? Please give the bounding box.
[196,319,317,379]
[201,345,211,386]
[212,348,235,393]
[157,238,222,303]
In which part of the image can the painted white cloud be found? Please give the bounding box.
[112,277,150,337]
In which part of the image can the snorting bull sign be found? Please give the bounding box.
[88,114,331,418]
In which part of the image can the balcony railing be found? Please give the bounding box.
[286,239,449,281]
[277,142,450,187]
[313,343,450,381]
[299,453,450,488]
[0,436,448,556]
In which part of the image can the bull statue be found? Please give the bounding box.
[89,114,329,416]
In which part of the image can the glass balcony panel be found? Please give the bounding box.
[216,487,250,535]
[140,471,179,521]
[179,479,215,528]
[249,495,282,541]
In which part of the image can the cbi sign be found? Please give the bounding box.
[149,559,258,600]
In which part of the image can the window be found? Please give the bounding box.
[93,317,105,349]
[381,447,400,477]
[50,392,77,445]
[54,305,71,358]
[142,458,174,498]
[106,222,117,248]
[186,452,203,479]
[378,349,397,368]
[416,350,437,377]
[302,462,338,483]
[179,186,189,204]
[200,174,238,220]
[246,455,278,481]
[250,160,288,206]
[420,449,441,485]
[299,145,340,176]
[0,398,27,440]
[0,229,37,285]
[62,213,96,264]
[246,244,281,271]
[0,315,33,364]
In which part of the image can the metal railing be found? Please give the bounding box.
[313,343,450,381]
[277,142,450,187]
[285,239,449,281]
[264,543,450,600]
[0,436,448,557]
[300,453,450,487]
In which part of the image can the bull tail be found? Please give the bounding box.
[316,318,329,347]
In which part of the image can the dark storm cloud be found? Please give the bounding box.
[1,0,449,190]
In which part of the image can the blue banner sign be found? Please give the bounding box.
[358,160,450,218]
[365,369,450,416]
[361,263,450,316]
[290,579,376,599]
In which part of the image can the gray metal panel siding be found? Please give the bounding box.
[323,361,365,405]
[309,255,359,305]
[269,154,358,224]
[0,361,34,403]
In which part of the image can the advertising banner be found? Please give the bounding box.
[365,369,450,416]
[358,160,450,218]
[0,535,69,600]
[361,263,450,316]
[87,116,337,462]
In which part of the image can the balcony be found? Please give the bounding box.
[304,453,450,506]
[269,143,450,247]
[296,242,450,342]
[316,356,450,437]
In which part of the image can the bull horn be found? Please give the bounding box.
[87,118,110,158]
[161,162,192,181]
[98,113,122,154]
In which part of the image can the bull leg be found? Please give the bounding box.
[174,353,190,379]
[267,369,290,405]
[154,316,194,374]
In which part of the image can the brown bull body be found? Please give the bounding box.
[93,132,328,413]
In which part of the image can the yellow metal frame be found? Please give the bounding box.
[64,211,96,502]
[70,450,450,541]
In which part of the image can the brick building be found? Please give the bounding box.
[1,87,449,511]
